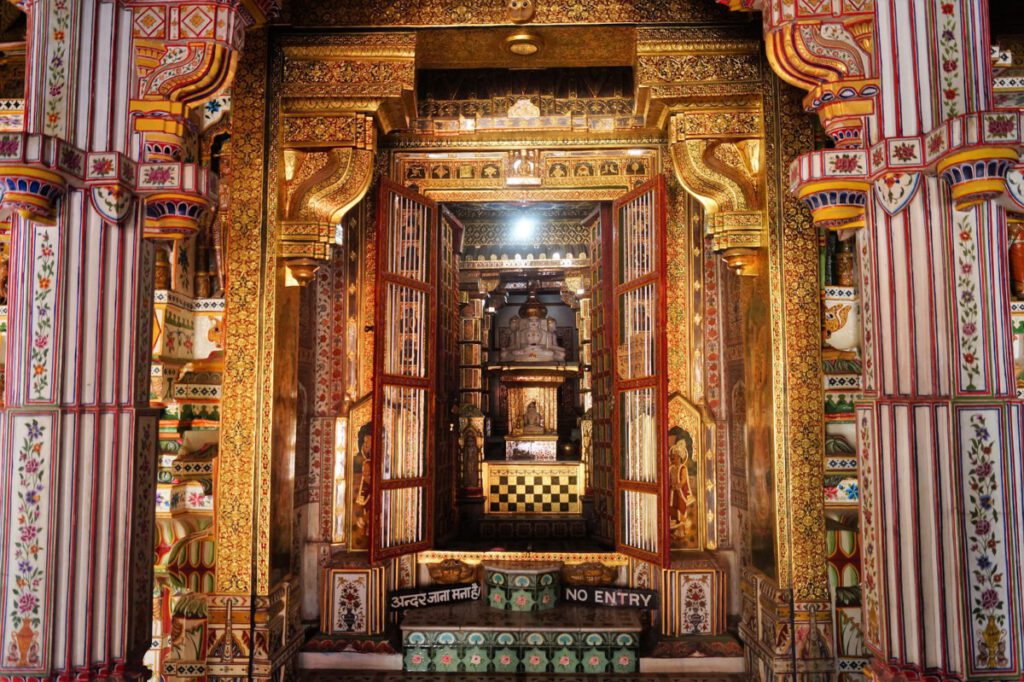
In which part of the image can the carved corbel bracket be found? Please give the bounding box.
[759,6,876,147]
[129,0,250,103]
[279,114,377,261]
[128,0,257,165]
[668,110,766,275]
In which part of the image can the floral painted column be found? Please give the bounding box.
[0,0,153,675]
[0,0,270,677]
[783,1,1024,679]
[853,2,1024,679]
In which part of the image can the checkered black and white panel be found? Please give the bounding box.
[488,472,580,514]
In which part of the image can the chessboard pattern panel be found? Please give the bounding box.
[483,462,585,515]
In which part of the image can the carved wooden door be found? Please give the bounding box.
[611,176,670,567]
[369,179,438,563]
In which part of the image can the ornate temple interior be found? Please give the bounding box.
[3,1,1024,681]
[440,200,603,551]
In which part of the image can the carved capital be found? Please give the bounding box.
[865,111,1024,213]
[789,149,869,230]
[936,146,1019,211]
[280,33,417,134]
[0,132,86,224]
[136,162,218,239]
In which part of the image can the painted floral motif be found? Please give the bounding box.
[90,156,114,177]
[987,114,1016,140]
[0,134,20,158]
[332,574,366,633]
[4,419,47,667]
[58,147,81,174]
[871,147,884,168]
[858,412,881,649]
[891,143,917,163]
[30,229,57,401]
[964,413,1009,670]
[682,578,711,633]
[43,0,71,136]
[874,172,921,217]
[142,165,175,187]
[954,214,982,391]
[858,234,875,391]
[828,153,864,175]
[938,0,965,119]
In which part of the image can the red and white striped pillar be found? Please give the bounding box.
[855,2,1024,679]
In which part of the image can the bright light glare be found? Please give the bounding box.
[512,215,538,241]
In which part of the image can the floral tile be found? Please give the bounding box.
[523,647,549,673]
[612,647,637,672]
[433,646,460,672]
[581,648,609,673]
[463,646,489,673]
[493,647,519,673]
[404,648,430,672]
[552,647,579,673]
[509,589,536,611]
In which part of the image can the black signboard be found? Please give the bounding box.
[562,585,658,609]
[388,583,481,611]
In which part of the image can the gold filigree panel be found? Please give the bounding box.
[279,34,416,133]
[761,71,828,603]
[217,29,274,595]
[283,0,730,28]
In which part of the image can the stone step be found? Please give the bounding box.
[401,601,643,674]
[478,514,589,540]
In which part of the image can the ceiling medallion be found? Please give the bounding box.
[505,31,543,57]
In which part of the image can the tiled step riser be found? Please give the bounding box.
[484,565,561,611]
[403,632,639,674]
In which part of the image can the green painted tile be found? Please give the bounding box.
[581,648,608,674]
[509,589,535,611]
[432,646,460,672]
[493,647,519,673]
[611,647,637,673]
[463,646,489,673]
[552,647,579,673]
[404,648,430,672]
[523,647,549,673]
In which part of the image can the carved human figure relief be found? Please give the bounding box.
[506,0,535,23]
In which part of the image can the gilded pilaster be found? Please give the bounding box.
[640,25,830,679]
